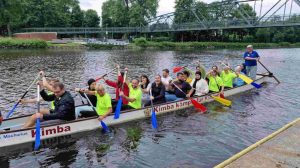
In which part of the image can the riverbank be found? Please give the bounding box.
[131,38,300,50]
[1,38,300,50]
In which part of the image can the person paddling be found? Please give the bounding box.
[20,77,59,111]
[220,66,238,89]
[234,65,246,87]
[190,71,209,96]
[166,72,192,101]
[23,82,75,128]
[206,69,224,94]
[101,65,129,108]
[74,78,97,118]
[77,84,112,120]
[120,78,142,110]
[145,75,166,106]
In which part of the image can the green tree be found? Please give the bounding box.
[128,0,158,26]
[102,0,129,27]
[101,0,158,27]
[70,4,84,27]
[23,0,80,27]
[84,9,100,27]
[0,0,25,36]
[174,0,194,23]
[255,28,271,43]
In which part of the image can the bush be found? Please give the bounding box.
[151,36,171,42]
[133,37,148,47]
[0,38,47,49]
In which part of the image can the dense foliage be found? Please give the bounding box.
[0,0,100,36]
[0,0,299,43]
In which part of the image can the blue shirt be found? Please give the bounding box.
[244,51,259,66]
[234,72,246,87]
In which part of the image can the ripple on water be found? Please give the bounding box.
[1,48,300,167]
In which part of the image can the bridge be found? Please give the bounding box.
[19,0,300,35]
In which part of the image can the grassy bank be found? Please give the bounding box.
[0,38,47,49]
[86,43,126,49]
[1,37,300,50]
[132,37,300,50]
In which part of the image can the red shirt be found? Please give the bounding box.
[105,75,129,105]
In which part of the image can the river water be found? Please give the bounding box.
[0,48,299,168]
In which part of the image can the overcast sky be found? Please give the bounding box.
[79,0,300,17]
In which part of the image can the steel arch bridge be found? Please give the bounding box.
[19,0,300,35]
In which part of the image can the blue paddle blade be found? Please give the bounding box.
[34,118,41,150]
[151,110,158,129]
[251,82,262,89]
[114,97,122,119]
[6,103,19,119]
[100,121,109,133]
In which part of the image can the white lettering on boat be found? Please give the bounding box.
[31,125,71,138]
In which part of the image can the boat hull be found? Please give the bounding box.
[0,75,270,148]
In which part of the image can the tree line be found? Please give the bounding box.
[0,0,299,43]
[0,0,100,36]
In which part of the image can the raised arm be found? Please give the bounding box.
[40,89,55,101]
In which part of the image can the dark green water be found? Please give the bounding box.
[0,48,299,167]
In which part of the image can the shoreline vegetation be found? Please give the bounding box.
[1,38,300,50]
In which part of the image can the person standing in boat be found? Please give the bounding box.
[220,66,238,89]
[100,65,129,108]
[244,45,260,80]
[23,82,75,128]
[206,69,224,94]
[145,74,166,106]
[77,84,112,120]
[74,78,97,118]
[120,78,142,110]
[190,71,209,97]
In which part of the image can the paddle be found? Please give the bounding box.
[172,82,207,113]
[0,111,3,126]
[173,66,185,73]
[258,60,280,84]
[82,93,109,133]
[95,67,118,82]
[149,89,158,129]
[34,84,41,151]
[211,95,232,106]
[221,63,261,89]
[6,74,40,119]
[114,70,127,119]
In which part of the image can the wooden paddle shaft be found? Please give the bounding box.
[258,60,280,83]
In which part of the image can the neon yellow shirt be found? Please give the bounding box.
[208,76,224,92]
[186,77,193,84]
[48,92,55,110]
[95,92,112,116]
[221,71,237,88]
[128,83,142,109]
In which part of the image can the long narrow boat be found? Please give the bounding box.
[0,73,274,148]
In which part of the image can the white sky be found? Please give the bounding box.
[79,0,300,17]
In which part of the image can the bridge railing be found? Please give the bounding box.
[19,14,300,34]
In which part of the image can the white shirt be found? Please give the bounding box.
[191,78,209,96]
[161,76,172,90]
